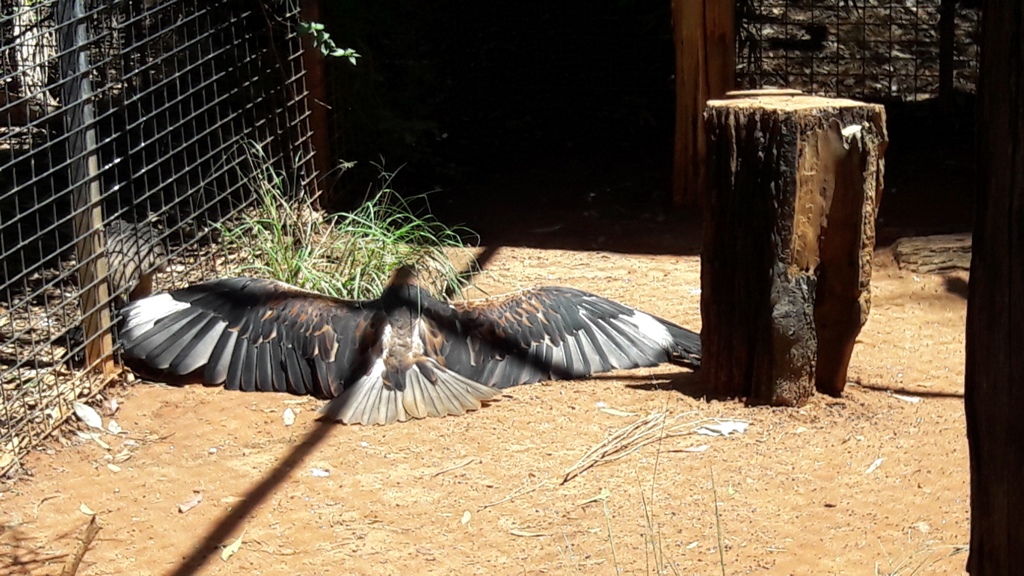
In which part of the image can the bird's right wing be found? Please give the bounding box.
[119,277,380,399]
[434,286,701,389]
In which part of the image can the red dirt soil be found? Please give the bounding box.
[0,245,969,575]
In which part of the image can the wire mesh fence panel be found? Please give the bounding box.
[736,0,981,101]
[0,0,317,475]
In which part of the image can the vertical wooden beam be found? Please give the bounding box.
[56,0,113,374]
[671,0,735,207]
[299,0,331,203]
[965,1,1024,571]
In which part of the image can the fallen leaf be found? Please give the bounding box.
[695,419,750,437]
[107,420,123,434]
[79,503,95,516]
[106,463,121,473]
[460,511,471,525]
[282,408,296,426]
[178,492,203,514]
[682,445,710,453]
[73,402,104,430]
[221,530,244,561]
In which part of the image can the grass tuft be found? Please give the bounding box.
[220,147,474,300]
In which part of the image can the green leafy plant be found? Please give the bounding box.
[220,146,474,301]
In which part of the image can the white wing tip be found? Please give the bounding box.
[619,310,674,348]
[122,293,190,333]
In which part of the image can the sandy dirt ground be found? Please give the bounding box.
[0,244,970,576]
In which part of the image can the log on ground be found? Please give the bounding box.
[892,233,972,273]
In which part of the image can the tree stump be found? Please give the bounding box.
[701,91,888,406]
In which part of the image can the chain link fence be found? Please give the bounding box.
[0,0,318,475]
[736,0,981,101]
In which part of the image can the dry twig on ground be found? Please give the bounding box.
[59,515,100,576]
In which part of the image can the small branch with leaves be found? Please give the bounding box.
[297,20,360,65]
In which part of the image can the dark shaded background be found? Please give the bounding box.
[320,0,975,254]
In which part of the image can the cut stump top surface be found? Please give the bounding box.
[726,88,804,97]
[708,92,882,112]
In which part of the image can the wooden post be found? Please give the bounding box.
[299,0,331,203]
[57,0,114,374]
[965,1,1024,571]
[671,0,734,207]
[701,90,887,406]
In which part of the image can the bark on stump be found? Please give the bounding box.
[701,91,888,406]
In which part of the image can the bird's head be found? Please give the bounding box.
[381,264,436,314]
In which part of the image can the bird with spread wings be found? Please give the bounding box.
[119,266,701,425]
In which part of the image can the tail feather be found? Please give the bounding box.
[319,359,501,425]
[664,322,701,369]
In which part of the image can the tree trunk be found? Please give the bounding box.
[701,91,886,406]
[965,2,1024,573]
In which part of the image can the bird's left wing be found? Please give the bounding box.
[120,276,502,426]
[119,277,377,399]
